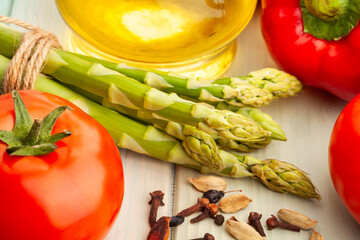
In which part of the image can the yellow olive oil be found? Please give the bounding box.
[57,0,256,63]
[57,0,256,78]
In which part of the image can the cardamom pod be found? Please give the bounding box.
[187,176,226,192]
[310,229,324,240]
[278,208,318,230]
[218,194,252,213]
[225,216,265,240]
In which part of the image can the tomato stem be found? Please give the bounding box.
[0,90,72,156]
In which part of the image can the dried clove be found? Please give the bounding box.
[147,216,171,240]
[206,203,219,216]
[219,194,252,213]
[213,214,225,226]
[191,233,215,240]
[310,229,324,240]
[278,208,318,230]
[169,215,184,227]
[266,215,300,232]
[188,176,227,192]
[190,209,210,223]
[147,216,184,240]
[190,203,218,223]
[148,190,165,228]
[248,212,266,237]
[177,198,210,217]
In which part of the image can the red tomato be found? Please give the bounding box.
[0,91,124,239]
[329,94,360,224]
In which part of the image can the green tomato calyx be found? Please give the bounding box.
[0,90,72,156]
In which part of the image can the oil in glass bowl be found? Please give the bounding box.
[56,0,257,78]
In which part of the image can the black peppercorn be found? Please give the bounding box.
[213,214,225,226]
[169,215,184,227]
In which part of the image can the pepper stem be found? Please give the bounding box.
[304,0,344,21]
[0,90,72,156]
[300,0,360,41]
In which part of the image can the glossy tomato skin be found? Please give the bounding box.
[261,0,360,101]
[329,94,360,224]
[0,91,124,239]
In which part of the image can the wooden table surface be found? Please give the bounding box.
[1,1,360,239]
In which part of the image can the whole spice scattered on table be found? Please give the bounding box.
[202,190,226,203]
[188,176,227,192]
[148,191,165,228]
[177,198,210,217]
[277,208,318,230]
[248,212,266,237]
[191,233,215,240]
[310,229,324,240]
[190,203,218,223]
[213,214,225,226]
[147,216,172,240]
[226,216,265,240]
[266,215,301,232]
[169,216,185,227]
[218,194,252,213]
[147,191,184,240]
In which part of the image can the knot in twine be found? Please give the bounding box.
[0,15,62,94]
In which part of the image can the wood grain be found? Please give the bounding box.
[0,1,359,239]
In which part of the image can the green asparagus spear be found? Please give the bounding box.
[216,102,286,141]
[214,68,302,98]
[0,54,319,199]
[217,152,320,199]
[69,53,274,107]
[70,53,301,107]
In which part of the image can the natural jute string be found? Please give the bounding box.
[0,15,62,93]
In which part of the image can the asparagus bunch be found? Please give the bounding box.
[0,23,319,199]
[0,55,319,199]
[72,53,302,108]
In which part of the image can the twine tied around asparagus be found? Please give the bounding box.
[0,15,62,94]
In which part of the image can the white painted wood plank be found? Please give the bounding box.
[9,0,67,42]
[0,0,13,16]
[106,150,174,240]
[173,7,360,240]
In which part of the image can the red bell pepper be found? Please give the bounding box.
[261,0,360,101]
